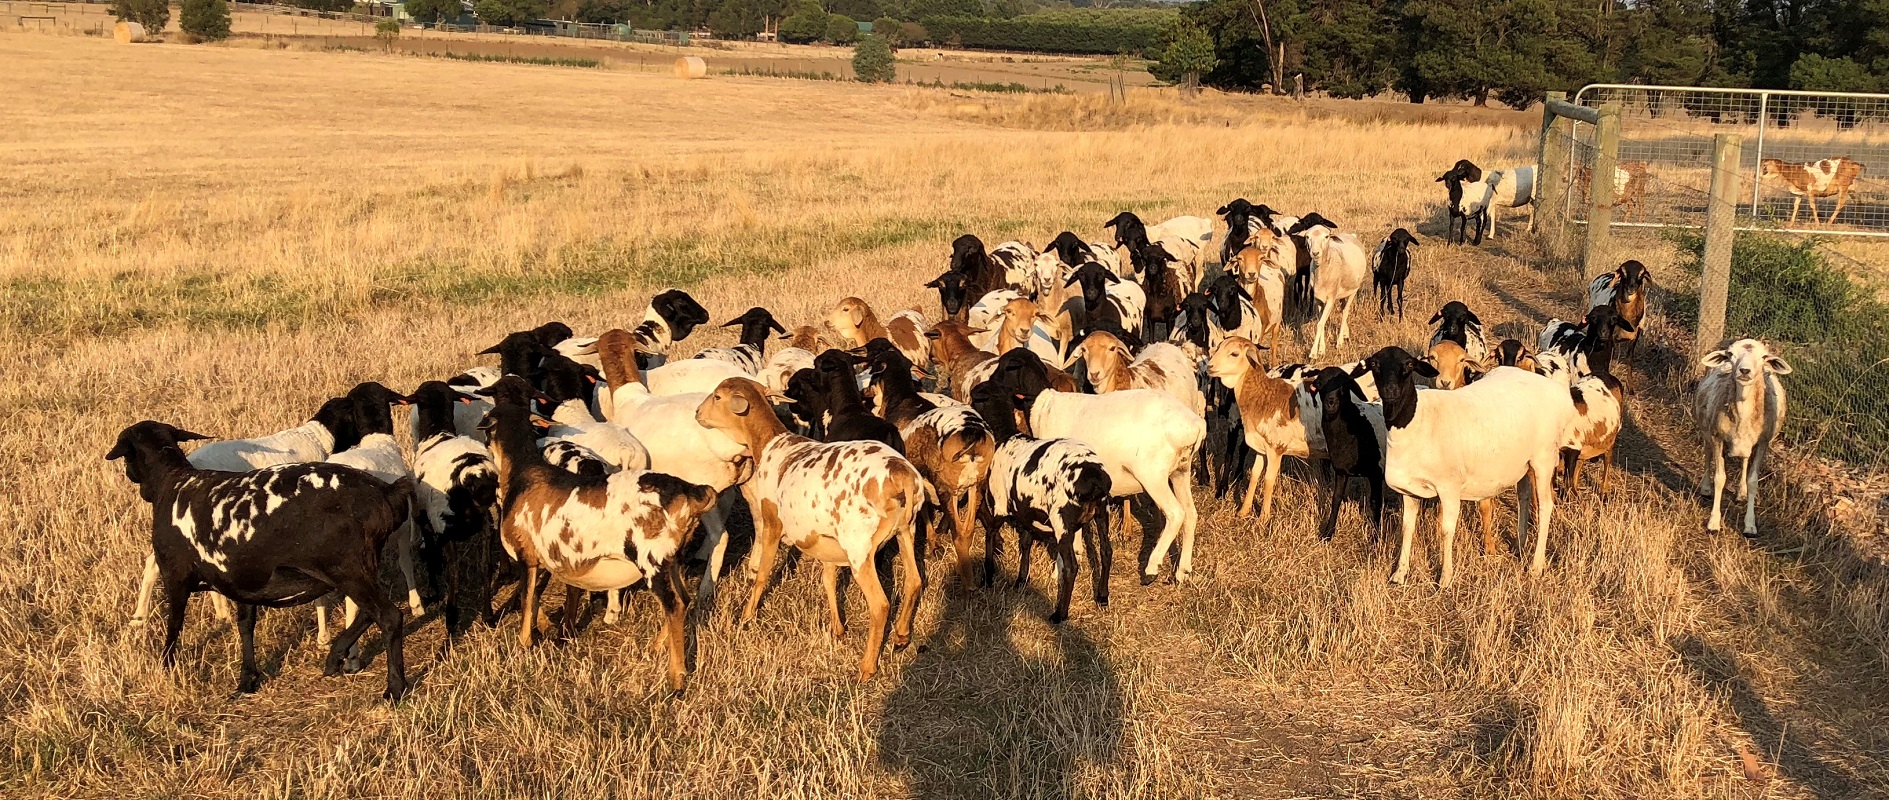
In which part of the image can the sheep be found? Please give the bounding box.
[966,289,1024,352]
[479,403,716,691]
[926,319,998,402]
[1217,198,1262,266]
[129,393,370,630]
[1105,211,1214,278]
[318,383,423,639]
[1437,159,1488,245]
[1066,330,1204,415]
[532,358,653,473]
[970,383,1113,622]
[1227,240,1287,354]
[781,368,830,439]
[1307,367,1386,540]
[1759,156,1865,226]
[1064,261,1147,344]
[1540,304,1635,378]
[406,381,500,638]
[1131,242,1190,340]
[541,441,611,476]
[107,421,416,700]
[949,234,1011,299]
[927,270,972,321]
[1694,339,1792,536]
[695,377,925,681]
[988,240,1040,293]
[992,296,1063,365]
[1424,340,1484,390]
[811,349,905,451]
[1292,219,1369,359]
[1578,161,1653,221]
[629,288,712,370]
[1494,339,1537,372]
[866,348,994,587]
[989,350,1205,584]
[1438,160,1537,243]
[1360,346,1575,587]
[694,307,787,376]
[1559,373,1626,500]
[1043,231,1099,279]
[758,326,823,395]
[480,330,559,380]
[1372,228,1418,318]
[1207,339,1386,525]
[1588,260,1651,363]
[1428,301,1489,364]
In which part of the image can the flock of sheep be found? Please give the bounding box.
[107,159,1796,701]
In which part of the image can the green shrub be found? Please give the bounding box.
[1152,20,1215,88]
[474,0,546,26]
[1671,231,1889,466]
[824,13,859,43]
[778,4,828,43]
[871,15,901,45]
[180,0,230,40]
[853,34,895,81]
[899,21,927,45]
[404,0,464,23]
[374,18,400,48]
[111,0,169,33]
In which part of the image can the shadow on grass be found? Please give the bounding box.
[1675,634,1860,799]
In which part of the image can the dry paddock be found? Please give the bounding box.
[2,32,1887,799]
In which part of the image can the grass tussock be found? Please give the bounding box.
[3,31,1888,799]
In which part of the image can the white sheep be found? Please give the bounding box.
[1297,223,1369,359]
[1694,339,1791,536]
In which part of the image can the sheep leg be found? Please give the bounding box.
[1173,465,1201,582]
[518,565,541,648]
[230,603,261,695]
[1319,465,1344,541]
[1558,449,1579,502]
[1828,190,1849,225]
[559,585,586,639]
[949,488,976,589]
[981,506,1003,589]
[1013,521,1034,590]
[692,494,735,608]
[1732,453,1751,501]
[1787,196,1803,226]
[1437,495,1462,589]
[1391,494,1419,585]
[1743,448,1766,537]
[1309,299,1335,359]
[1139,472,1189,585]
[396,523,424,612]
[362,585,408,702]
[851,558,891,682]
[131,553,161,628]
[1049,512,1079,623]
[1527,462,1557,577]
[1489,206,1499,239]
[1807,195,1823,225]
[1478,498,1498,556]
[820,563,845,638]
[1239,449,1270,521]
[602,589,622,626]
[1336,296,1353,348]
[1083,505,1111,607]
[652,561,689,693]
[740,508,785,626]
[1601,449,1614,497]
[892,516,922,651]
[315,595,333,645]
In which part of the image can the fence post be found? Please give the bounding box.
[1697,133,1742,359]
[1582,102,1622,279]
[1537,91,1572,260]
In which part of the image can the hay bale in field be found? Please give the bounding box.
[673,56,707,79]
[113,21,151,43]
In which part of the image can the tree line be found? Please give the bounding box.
[1155,0,1889,106]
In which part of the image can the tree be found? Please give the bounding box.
[405,0,464,23]
[111,0,168,33]
[827,0,882,21]
[375,18,401,49]
[825,12,859,43]
[906,0,979,19]
[180,0,230,39]
[872,14,902,44]
[854,33,897,80]
[474,0,546,26]
[778,0,828,42]
[573,0,627,23]
[1154,20,1217,90]
[899,20,927,44]
[708,0,765,37]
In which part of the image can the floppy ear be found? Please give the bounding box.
[721,317,743,328]
[1464,363,1486,383]
[1410,359,1441,379]
[1060,348,1082,370]
[474,385,497,397]
[1216,204,1230,215]
[1700,350,1734,368]
[848,306,865,328]
[1348,362,1370,379]
[1064,273,1082,288]
[1242,345,1264,370]
[1464,309,1482,326]
[1428,309,1445,324]
[1435,173,1450,182]
[1764,354,1793,375]
[477,343,502,355]
[1616,317,1636,333]
[105,440,130,461]
[923,329,941,340]
[727,391,751,416]
[172,428,213,442]
[1104,270,1121,284]
[925,277,944,288]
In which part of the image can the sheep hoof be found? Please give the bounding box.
[1094,595,1108,607]
[1047,611,1067,624]
[893,638,911,651]
[235,675,261,695]
[1389,571,1408,586]
[1139,573,1157,586]
[383,685,410,703]
[407,591,424,611]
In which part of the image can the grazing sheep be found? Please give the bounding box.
[1372,228,1419,318]
[971,383,1113,622]
[1759,156,1865,226]
[1559,373,1626,500]
[1587,260,1651,363]
[107,421,416,700]
[1361,346,1575,587]
[694,307,788,376]
[480,404,716,691]
[407,381,500,638]
[990,351,1205,584]
[866,348,994,587]
[695,378,925,682]
[1694,339,1791,536]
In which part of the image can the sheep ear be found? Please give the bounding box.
[1465,310,1482,326]
[105,441,130,461]
[1063,273,1081,288]
[1104,270,1121,284]
[171,428,213,442]
[528,414,554,432]
[1060,349,1082,370]
[1410,360,1441,379]
[477,344,502,355]
[727,391,752,416]
[1428,309,1445,324]
[1700,350,1732,368]
[1348,362,1370,379]
[456,395,473,405]
[925,277,944,288]
[1764,355,1793,375]
[1616,317,1636,333]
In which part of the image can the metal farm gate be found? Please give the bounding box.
[1535,85,1889,471]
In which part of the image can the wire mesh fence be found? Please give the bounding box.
[1545,85,1889,471]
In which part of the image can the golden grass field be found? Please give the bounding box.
[4,31,1888,799]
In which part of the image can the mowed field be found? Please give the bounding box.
[4,32,1888,799]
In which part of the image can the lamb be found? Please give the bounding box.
[1372,228,1419,318]
[992,296,1063,365]
[1065,330,1204,415]
[970,383,1113,622]
[1064,261,1147,344]
[927,270,972,321]
[1227,239,1287,354]
[1132,242,1190,340]
[1428,301,1489,364]
[1694,339,1791,536]
[949,234,1010,299]
[1438,160,1537,243]
[1307,367,1386,541]
[1578,161,1652,221]
[694,307,787,376]
[1217,198,1263,266]
[989,351,1205,584]
[480,403,717,691]
[1424,340,1484,390]
[1360,346,1575,587]
[811,349,906,451]
[926,319,998,402]
[1104,211,1214,278]
[1559,373,1626,500]
[1759,156,1865,226]
[1291,218,1370,359]
[1539,304,1635,378]
[129,392,369,630]
[107,421,416,700]
[1587,260,1651,363]
[695,378,925,681]
[406,381,500,638]
[866,348,994,587]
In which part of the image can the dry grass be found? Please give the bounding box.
[4,32,1888,799]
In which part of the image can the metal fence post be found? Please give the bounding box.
[1582,102,1622,280]
[1537,91,1572,260]
[1697,133,1742,359]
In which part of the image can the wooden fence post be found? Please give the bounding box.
[1582,102,1622,280]
[1697,133,1742,359]
[1537,91,1571,260]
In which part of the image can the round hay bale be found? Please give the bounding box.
[673,56,707,79]
[113,21,149,43]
